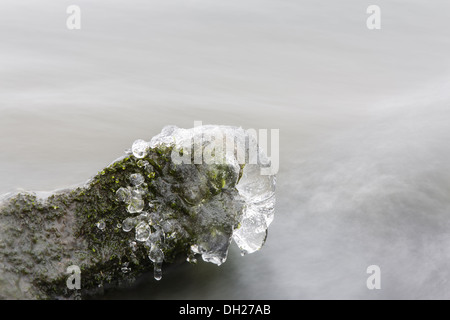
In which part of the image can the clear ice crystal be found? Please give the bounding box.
[122,217,136,232]
[127,197,145,213]
[135,222,151,242]
[196,229,231,266]
[148,211,162,225]
[149,245,164,263]
[136,212,150,224]
[131,186,146,197]
[130,173,145,186]
[148,228,164,244]
[132,139,148,159]
[116,187,131,203]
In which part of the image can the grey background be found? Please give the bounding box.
[1,0,450,299]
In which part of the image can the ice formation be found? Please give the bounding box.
[115,125,276,280]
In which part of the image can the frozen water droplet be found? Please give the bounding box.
[129,241,137,251]
[127,197,145,213]
[135,222,151,242]
[116,187,131,203]
[130,173,144,186]
[132,139,148,159]
[149,245,164,263]
[153,263,162,281]
[96,219,106,231]
[149,245,164,281]
[122,217,136,232]
[117,223,122,229]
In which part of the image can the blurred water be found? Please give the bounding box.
[1,0,450,299]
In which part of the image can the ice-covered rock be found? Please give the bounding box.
[0,124,276,299]
[128,124,277,271]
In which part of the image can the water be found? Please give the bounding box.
[1,0,450,299]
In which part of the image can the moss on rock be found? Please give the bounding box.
[0,141,245,299]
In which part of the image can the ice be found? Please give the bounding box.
[96,219,106,231]
[186,254,197,264]
[148,245,164,263]
[148,211,162,225]
[136,212,150,224]
[117,125,276,279]
[127,197,144,213]
[115,187,130,203]
[148,228,164,244]
[122,217,136,232]
[232,214,268,255]
[129,173,144,186]
[131,139,148,159]
[153,264,162,281]
[129,241,137,252]
[149,245,164,281]
[196,229,231,266]
[135,222,151,242]
[131,186,146,197]
[121,262,131,274]
[233,163,276,255]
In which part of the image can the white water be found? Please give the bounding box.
[1,0,450,299]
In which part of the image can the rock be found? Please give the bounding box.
[0,125,276,299]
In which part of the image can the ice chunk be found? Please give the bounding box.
[232,214,268,255]
[127,197,144,213]
[129,173,144,186]
[117,124,276,279]
[233,164,276,255]
[135,222,151,242]
[116,187,131,203]
[122,217,136,232]
[131,186,147,197]
[132,139,148,159]
[196,229,231,266]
